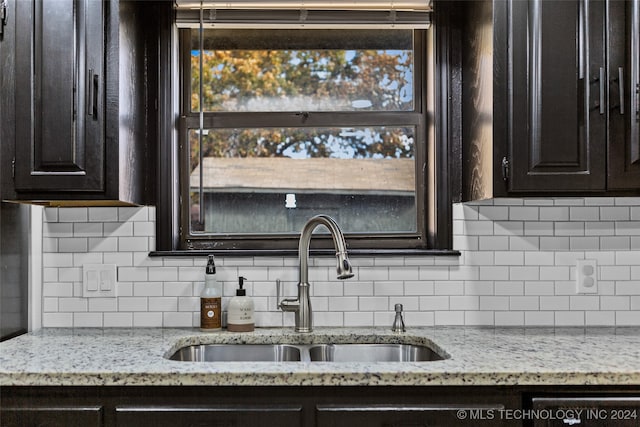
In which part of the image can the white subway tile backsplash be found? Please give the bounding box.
[540,296,569,311]
[88,237,118,252]
[524,280,555,296]
[494,281,524,296]
[133,312,162,327]
[149,297,178,312]
[73,223,103,237]
[524,222,554,236]
[419,296,449,311]
[119,297,148,311]
[43,298,58,312]
[538,236,569,251]
[479,235,510,250]
[43,253,74,268]
[479,206,509,220]
[373,281,405,296]
[570,206,599,221]
[118,207,148,222]
[479,266,510,281]
[89,298,118,312]
[104,313,133,327]
[495,311,524,326]
[449,296,479,310]
[615,311,640,326]
[555,311,585,326]
[133,282,163,297]
[435,311,464,325]
[539,207,569,221]
[600,296,630,310]
[58,208,88,223]
[465,311,494,325]
[464,281,494,295]
[37,201,639,328]
[43,313,73,327]
[359,297,389,311]
[524,311,554,326]
[570,236,600,251]
[344,311,374,327]
[89,207,119,222]
[328,296,358,311]
[104,222,134,237]
[585,311,616,326]
[509,207,538,221]
[73,313,102,327]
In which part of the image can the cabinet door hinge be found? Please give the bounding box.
[501,157,510,182]
[11,157,15,180]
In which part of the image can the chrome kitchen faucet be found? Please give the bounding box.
[278,215,354,333]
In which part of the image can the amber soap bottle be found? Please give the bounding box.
[200,255,222,331]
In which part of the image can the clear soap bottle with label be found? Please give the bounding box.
[200,255,222,331]
[227,276,255,332]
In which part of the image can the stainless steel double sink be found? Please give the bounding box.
[168,343,446,363]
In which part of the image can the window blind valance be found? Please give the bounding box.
[175,0,432,29]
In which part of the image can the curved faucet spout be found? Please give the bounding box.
[280,214,353,333]
[298,215,354,284]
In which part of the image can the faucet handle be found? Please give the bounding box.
[392,303,406,333]
[276,278,282,308]
[276,278,292,308]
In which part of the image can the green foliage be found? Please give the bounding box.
[190,48,414,171]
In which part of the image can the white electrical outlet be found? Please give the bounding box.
[83,264,117,298]
[576,259,598,294]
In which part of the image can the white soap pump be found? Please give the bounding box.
[227,276,255,332]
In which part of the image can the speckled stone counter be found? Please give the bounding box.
[0,327,638,386]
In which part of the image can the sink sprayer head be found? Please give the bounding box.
[336,252,354,280]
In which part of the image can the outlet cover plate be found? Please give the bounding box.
[576,259,598,294]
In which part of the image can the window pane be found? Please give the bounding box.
[191,29,414,112]
[189,127,416,234]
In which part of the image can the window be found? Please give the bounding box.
[154,2,455,255]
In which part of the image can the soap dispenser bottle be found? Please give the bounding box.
[227,276,255,332]
[200,255,222,331]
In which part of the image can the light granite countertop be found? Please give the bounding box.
[0,327,638,387]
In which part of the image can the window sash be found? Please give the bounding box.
[178,28,429,252]
[175,1,432,29]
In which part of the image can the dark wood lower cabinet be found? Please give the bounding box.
[0,407,104,427]
[316,403,511,427]
[1,386,638,427]
[530,397,640,427]
[115,405,303,427]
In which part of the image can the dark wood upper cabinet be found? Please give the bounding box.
[509,0,607,192]
[461,0,640,199]
[15,0,105,193]
[5,0,157,206]
[608,0,640,189]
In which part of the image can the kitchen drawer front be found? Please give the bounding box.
[115,404,303,427]
[316,403,515,427]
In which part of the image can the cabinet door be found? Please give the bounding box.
[115,405,303,427]
[0,407,103,427]
[531,397,640,427]
[608,0,640,189]
[316,404,514,427]
[14,0,104,193]
[509,0,606,192]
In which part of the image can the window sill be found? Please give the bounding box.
[149,249,461,257]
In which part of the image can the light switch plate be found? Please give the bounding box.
[83,264,117,298]
[576,259,598,294]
